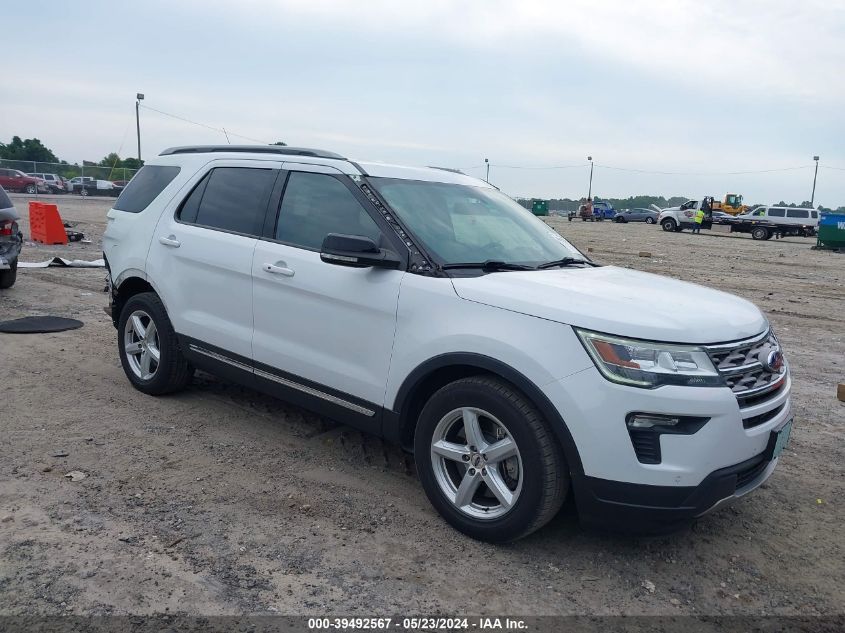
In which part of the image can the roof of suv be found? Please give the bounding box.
[156,145,492,188]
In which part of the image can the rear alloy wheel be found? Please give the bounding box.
[118,292,193,395]
[661,218,677,232]
[645,217,656,224]
[415,376,568,542]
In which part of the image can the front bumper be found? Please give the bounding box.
[572,450,779,534]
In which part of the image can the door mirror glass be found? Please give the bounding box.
[320,233,400,269]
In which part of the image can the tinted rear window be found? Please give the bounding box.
[178,167,276,236]
[787,209,809,218]
[0,186,12,209]
[113,166,181,213]
[768,208,785,217]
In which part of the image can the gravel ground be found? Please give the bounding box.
[0,194,843,617]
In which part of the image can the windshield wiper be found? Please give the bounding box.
[441,260,534,272]
[536,257,598,269]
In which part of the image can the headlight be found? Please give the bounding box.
[575,329,724,389]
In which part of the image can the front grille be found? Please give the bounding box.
[705,330,785,402]
[735,456,769,490]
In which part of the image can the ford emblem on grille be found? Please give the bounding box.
[761,349,785,373]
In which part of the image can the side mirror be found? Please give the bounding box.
[320,233,401,269]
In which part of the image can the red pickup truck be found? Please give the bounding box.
[0,168,42,194]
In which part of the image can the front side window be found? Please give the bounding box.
[370,178,581,266]
[114,165,180,213]
[275,172,381,250]
[178,167,276,235]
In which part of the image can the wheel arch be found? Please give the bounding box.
[111,271,167,327]
[387,353,584,476]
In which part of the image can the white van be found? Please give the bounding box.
[739,206,819,228]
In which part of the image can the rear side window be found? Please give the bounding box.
[178,167,276,236]
[114,166,180,213]
[787,209,809,219]
[768,208,785,217]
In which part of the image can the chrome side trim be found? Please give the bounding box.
[189,344,253,372]
[703,329,769,350]
[254,368,376,417]
[188,344,376,417]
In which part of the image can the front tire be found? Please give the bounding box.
[0,260,17,289]
[751,226,769,240]
[645,217,655,224]
[661,218,677,232]
[79,188,89,196]
[415,376,568,542]
[24,184,36,194]
[117,292,193,395]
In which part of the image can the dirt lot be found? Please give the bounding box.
[1,194,843,617]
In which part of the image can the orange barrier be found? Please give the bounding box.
[29,201,68,245]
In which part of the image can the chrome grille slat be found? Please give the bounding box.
[705,330,785,401]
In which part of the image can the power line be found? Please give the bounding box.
[139,104,269,144]
[821,165,845,171]
[595,164,812,176]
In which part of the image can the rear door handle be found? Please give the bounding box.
[158,235,181,248]
[263,262,295,277]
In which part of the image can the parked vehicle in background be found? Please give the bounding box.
[0,185,23,289]
[531,199,549,216]
[27,172,67,193]
[592,200,615,220]
[657,198,714,232]
[613,208,658,224]
[0,168,43,194]
[104,144,793,542]
[69,176,119,196]
[729,206,819,240]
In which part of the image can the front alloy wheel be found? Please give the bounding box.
[431,407,523,520]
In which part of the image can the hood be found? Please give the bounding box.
[450,266,767,344]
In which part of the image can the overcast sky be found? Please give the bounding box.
[2,0,843,206]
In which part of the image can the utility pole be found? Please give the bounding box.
[485,158,489,183]
[136,93,145,162]
[811,155,819,207]
[587,156,594,199]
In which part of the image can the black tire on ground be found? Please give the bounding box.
[414,376,569,543]
[24,184,36,194]
[661,218,677,232]
[0,260,17,289]
[117,292,193,395]
[646,217,655,224]
[80,188,89,196]
[751,227,769,240]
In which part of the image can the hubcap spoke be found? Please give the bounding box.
[140,350,153,377]
[145,321,157,344]
[432,440,470,463]
[453,469,482,508]
[484,437,517,464]
[125,341,143,355]
[484,468,515,509]
[461,408,486,450]
[130,315,146,339]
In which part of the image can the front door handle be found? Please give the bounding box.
[158,235,181,248]
[263,262,295,277]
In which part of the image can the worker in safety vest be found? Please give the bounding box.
[692,206,706,233]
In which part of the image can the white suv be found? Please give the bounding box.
[103,145,793,542]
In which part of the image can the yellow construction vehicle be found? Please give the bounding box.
[712,193,749,216]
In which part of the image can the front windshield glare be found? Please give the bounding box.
[369,178,581,267]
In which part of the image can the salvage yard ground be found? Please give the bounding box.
[0,194,843,616]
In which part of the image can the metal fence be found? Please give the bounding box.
[0,159,139,183]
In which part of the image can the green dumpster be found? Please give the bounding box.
[531,199,549,216]
[817,214,845,249]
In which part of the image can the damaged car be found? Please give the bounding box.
[0,185,23,289]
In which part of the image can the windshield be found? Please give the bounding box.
[369,178,582,267]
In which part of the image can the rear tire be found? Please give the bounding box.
[117,292,193,395]
[0,260,17,289]
[661,218,677,232]
[415,376,568,542]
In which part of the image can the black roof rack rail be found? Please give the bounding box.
[159,145,346,160]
